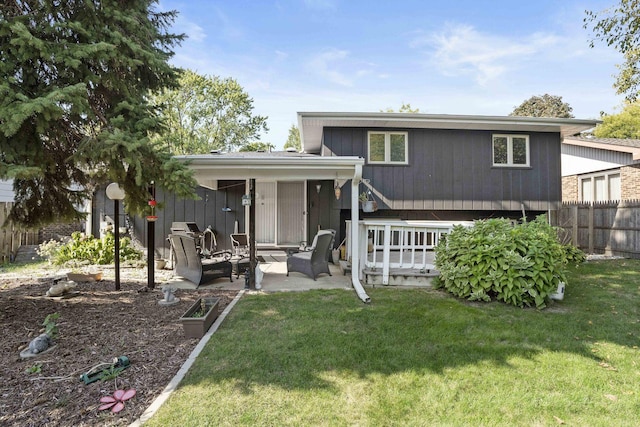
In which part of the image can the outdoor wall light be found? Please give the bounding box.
[222,190,232,212]
[316,183,322,194]
[106,183,125,291]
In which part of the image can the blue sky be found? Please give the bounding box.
[160,0,625,149]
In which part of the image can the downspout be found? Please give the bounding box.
[351,164,371,303]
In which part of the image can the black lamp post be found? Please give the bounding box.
[146,182,157,290]
[106,183,125,291]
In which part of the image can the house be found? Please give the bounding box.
[299,112,598,225]
[0,180,14,203]
[561,136,640,202]
[92,113,597,298]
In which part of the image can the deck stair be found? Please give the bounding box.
[362,267,439,287]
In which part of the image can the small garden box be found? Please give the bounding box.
[179,297,220,338]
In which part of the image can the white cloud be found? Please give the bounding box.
[303,0,337,11]
[307,49,353,86]
[168,13,206,43]
[214,6,244,40]
[305,49,383,86]
[275,50,289,61]
[181,21,206,42]
[415,24,560,85]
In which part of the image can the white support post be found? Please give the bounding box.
[382,224,391,285]
[350,165,370,303]
[358,222,367,280]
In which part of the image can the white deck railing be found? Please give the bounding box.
[345,219,472,285]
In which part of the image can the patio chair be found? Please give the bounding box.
[230,233,249,257]
[168,234,233,286]
[200,226,232,259]
[286,232,333,280]
[286,229,336,263]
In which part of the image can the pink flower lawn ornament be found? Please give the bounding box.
[98,389,136,413]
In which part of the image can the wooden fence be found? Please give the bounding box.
[553,200,640,258]
[0,202,39,263]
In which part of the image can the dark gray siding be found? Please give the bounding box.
[92,181,246,259]
[323,127,562,212]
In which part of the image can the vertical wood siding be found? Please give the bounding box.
[0,180,14,202]
[561,144,631,177]
[92,181,246,259]
[323,127,561,212]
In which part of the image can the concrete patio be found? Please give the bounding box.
[162,250,353,292]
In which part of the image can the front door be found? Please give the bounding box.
[254,181,306,246]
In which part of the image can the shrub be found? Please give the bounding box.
[37,239,63,262]
[434,215,583,309]
[41,232,143,266]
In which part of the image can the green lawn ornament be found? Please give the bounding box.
[79,356,130,385]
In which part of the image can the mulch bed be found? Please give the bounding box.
[0,269,239,426]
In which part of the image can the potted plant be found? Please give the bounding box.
[155,258,166,270]
[67,270,103,282]
[359,191,378,213]
[179,297,220,338]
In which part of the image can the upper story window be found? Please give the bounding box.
[368,131,408,165]
[492,134,530,167]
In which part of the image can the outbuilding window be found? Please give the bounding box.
[580,171,621,202]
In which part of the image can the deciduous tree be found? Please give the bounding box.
[593,103,640,138]
[585,1,640,101]
[381,103,421,113]
[150,70,268,154]
[0,0,197,227]
[510,94,574,118]
[239,142,275,152]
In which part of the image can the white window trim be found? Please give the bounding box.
[579,169,621,202]
[367,131,409,165]
[492,134,530,167]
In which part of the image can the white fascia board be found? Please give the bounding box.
[178,155,364,183]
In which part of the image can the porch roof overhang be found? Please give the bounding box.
[298,111,600,154]
[176,151,371,302]
[175,153,364,189]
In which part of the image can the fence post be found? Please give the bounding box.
[588,203,594,254]
[572,204,578,246]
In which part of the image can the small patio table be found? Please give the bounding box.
[232,256,251,278]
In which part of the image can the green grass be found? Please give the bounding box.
[146,259,640,426]
[0,260,50,275]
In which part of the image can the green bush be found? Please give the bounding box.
[434,216,584,309]
[40,232,143,266]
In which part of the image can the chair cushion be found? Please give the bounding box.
[291,251,312,261]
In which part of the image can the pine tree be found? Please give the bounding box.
[283,125,301,151]
[0,0,197,227]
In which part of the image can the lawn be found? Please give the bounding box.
[145,259,639,426]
